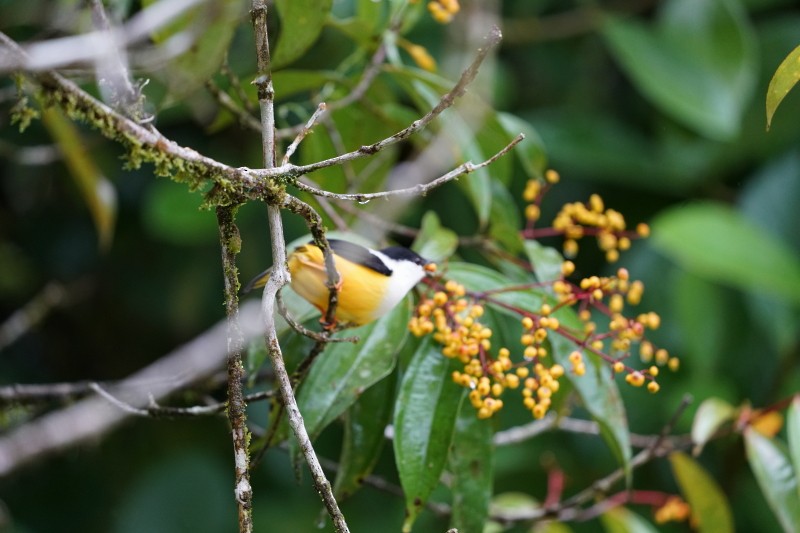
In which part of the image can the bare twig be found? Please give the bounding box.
[0,282,68,352]
[206,79,262,130]
[0,301,264,477]
[282,103,326,165]
[294,133,524,202]
[250,2,349,531]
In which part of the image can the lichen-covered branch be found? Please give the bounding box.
[216,205,253,533]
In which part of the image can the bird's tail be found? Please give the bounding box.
[241,268,271,293]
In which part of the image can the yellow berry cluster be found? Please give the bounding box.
[409,280,567,420]
[554,265,678,391]
[654,496,692,525]
[427,0,460,23]
[522,169,560,223]
[522,170,649,264]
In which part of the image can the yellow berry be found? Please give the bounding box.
[521,316,534,330]
[636,222,650,238]
[568,350,582,364]
[668,357,680,372]
[532,404,547,419]
[550,364,565,378]
[545,169,560,184]
[605,249,620,263]
[647,381,660,393]
[564,239,579,258]
[613,361,625,373]
[649,365,659,377]
[573,363,586,376]
[561,261,575,277]
[525,204,541,221]
[505,374,520,388]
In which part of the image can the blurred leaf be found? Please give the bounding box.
[740,153,800,354]
[273,0,333,69]
[142,181,217,245]
[486,493,542,533]
[651,202,800,304]
[449,402,493,533]
[414,82,493,227]
[394,337,464,532]
[146,0,244,100]
[766,44,800,129]
[41,108,116,250]
[412,211,458,264]
[489,179,524,254]
[670,451,734,533]
[296,295,411,440]
[691,397,737,454]
[333,371,396,502]
[523,240,564,289]
[602,0,757,141]
[273,70,344,101]
[601,506,659,533]
[674,272,729,374]
[744,428,800,532]
[787,396,800,477]
[496,112,547,181]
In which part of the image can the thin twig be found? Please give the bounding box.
[282,103,326,165]
[206,79,262,130]
[294,133,524,202]
[275,291,358,345]
[0,282,68,352]
[250,2,350,532]
[271,26,504,181]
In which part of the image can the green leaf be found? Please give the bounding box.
[601,0,757,141]
[394,337,464,532]
[496,112,547,180]
[670,451,734,533]
[651,202,800,304]
[147,0,244,100]
[412,211,459,264]
[788,397,800,482]
[333,371,397,502]
[523,240,564,289]
[449,403,493,533]
[41,108,117,250]
[489,179,524,255]
[296,295,411,440]
[273,0,334,69]
[601,506,660,533]
[691,397,737,454]
[744,429,800,532]
[766,44,800,129]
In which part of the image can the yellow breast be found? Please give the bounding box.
[288,245,391,326]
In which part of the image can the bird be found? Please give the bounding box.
[244,239,435,326]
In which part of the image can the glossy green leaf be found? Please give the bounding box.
[272,70,344,101]
[674,272,730,374]
[766,44,800,129]
[601,506,659,533]
[496,111,547,180]
[41,108,117,250]
[691,397,737,454]
[449,402,493,533]
[394,337,464,532]
[273,0,333,69]
[333,371,396,502]
[412,211,459,264]
[788,397,800,481]
[602,0,757,141]
[670,451,734,533]
[147,0,243,100]
[744,429,800,532]
[651,202,800,303]
[296,295,411,440]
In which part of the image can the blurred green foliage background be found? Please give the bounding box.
[1,0,800,531]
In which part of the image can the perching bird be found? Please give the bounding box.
[244,239,435,326]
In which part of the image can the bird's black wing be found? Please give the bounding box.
[328,239,392,276]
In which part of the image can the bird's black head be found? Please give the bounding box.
[379,246,430,267]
